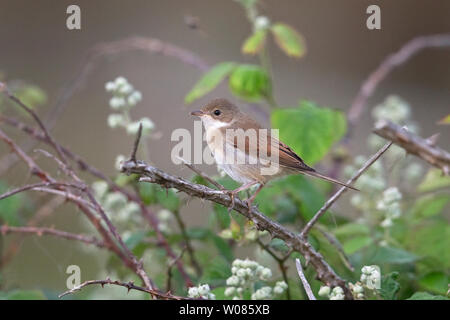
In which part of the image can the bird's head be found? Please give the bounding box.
[190,99,239,127]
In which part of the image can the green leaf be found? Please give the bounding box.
[271,101,347,165]
[370,246,418,265]
[407,221,450,269]
[186,227,211,240]
[139,183,157,205]
[201,256,231,286]
[407,292,448,300]
[0,290,46,300]
[437,114,450,125]
[14,85,47,109]
[271,23,306,58]
[155,187,180,212]
[0,181,24,226]
[333,223,370,238]
[212,235,234,262]
[242,30,267,55]
[379,272,400,300]
[185,62,236,104]
[269,238,289,253]
[342,236,372,255]
[419,272,449,295]
[211,287,228,300]
[417,169,450,192]
[124,231,147,250]
[228,64,271,102]
[412,194,450,218]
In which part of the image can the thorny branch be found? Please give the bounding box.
[374,120,450,175]
[347,33,450,127]
[295,258,316,300]
[0,112,193,287]
[300,141,393,238]
[58,278,186,300]
[121,127,394,299]
[257,238,293,300]
[0,83,158,294]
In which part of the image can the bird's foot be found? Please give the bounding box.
[224,189,238,212]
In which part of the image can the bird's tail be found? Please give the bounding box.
[302,170,359,191]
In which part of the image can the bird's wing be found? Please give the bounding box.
[224,119,315,172]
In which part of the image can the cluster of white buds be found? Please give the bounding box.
[345,156,386,194]
[369,95,419,161]
[349,282,365,299]
[157,209,173,233]
[360,265,381,290]
[92,181,141,225]
[188,284,216,300]
[372,95,411,124]
[377,187,402,228]
[105,77,154,136]
[318,286,344,300]
[105,76,142,109]
[224,259,286,300]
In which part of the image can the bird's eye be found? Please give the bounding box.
[213,109,221,116]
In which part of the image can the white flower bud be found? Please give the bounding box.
[139,117,155,133]
[126,121,142,135]
[157,209,172,221]
[107,113,126,128]
[332,287,344,295]
[198,284,210,296]
[109,97,126,110]
[224,287,235,297]
[114,76,127,87]
[260,268,272,280]
[383,187,402,204]
[237,268,246,278]
[254,16,270,30]
[105,81,116,92]
[380,218,393,228]
[188,287,199,298]
[118,83,133,95]
[318,286,331,297]
[92,181,108,199]
[114,154,126,171]
[226,276,239,286]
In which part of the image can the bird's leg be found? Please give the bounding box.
[225,181,259,211]
[245,183,264,210]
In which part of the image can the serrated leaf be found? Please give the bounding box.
[380,272,400,300]
[418,272,449,295]
[228,64,271,102]
[185,62,236,104]
[242,30,267,55]
[407,292,448,300]
[271,101,347,165]
[271,23,306,58]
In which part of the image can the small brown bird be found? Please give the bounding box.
[191,98,357,209]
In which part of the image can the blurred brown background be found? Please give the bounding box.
[0,0,449,295]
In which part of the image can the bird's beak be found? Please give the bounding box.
[190,110,204,117]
